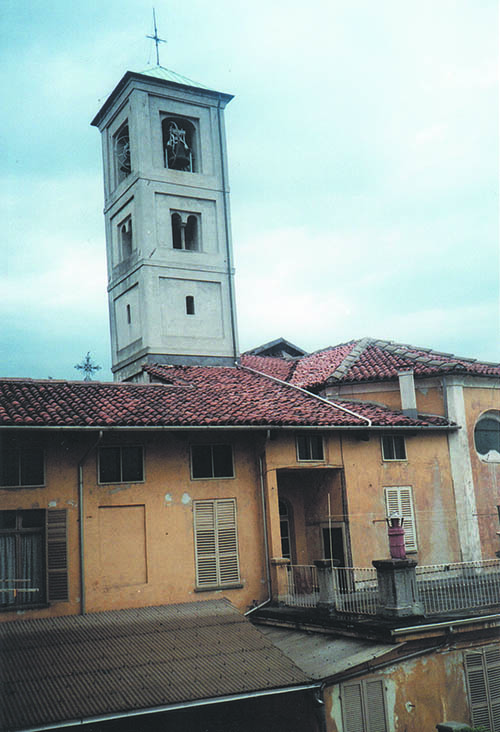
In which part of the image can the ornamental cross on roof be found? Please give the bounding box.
[146,8,167,66]
[74,352,102,381]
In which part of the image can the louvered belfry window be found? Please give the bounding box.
[193,499,240,588]
[341,678,388,732]
[384,486,417,552]
[465,645,500,732]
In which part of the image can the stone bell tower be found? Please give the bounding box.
[91,66,239,381]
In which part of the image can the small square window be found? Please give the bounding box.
[191,444,234,479]
[381,435,406,461]
[296,434,324,461]
[98,446,144,483]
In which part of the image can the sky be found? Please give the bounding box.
[1,0,498,381]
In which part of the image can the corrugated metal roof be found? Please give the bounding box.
[258,626,394,680]
[0,600,310,732]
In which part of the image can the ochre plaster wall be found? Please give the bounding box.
[341,431,460,567]
[0,429,269,622]
[324,644,476,732]
[325,380,446,417]
[464,385,500,558]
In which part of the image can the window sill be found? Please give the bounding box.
[0,602,49,613]
[194,583,243,593]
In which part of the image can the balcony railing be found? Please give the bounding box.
[284,559,500,616]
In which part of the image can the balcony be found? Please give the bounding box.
[280,559,500,617]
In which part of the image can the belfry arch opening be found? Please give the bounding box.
[162,117,196,172]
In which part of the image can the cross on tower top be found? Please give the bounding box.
[146,8,167,67]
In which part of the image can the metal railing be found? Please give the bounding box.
[416,560,500,615]
[283,560,500,616]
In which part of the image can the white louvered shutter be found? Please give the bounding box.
[365,679,388,732]
[194,500,239,587]
[465,645,500,732]
[342,681,365,732]
[384,486,417,552]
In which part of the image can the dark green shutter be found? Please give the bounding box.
[47,509,68,602]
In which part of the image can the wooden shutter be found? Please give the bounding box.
[47,509,68,602]
[342,679,388,732]
[194,500,239,587]
[384,486,417,551]
[465,645,500,732]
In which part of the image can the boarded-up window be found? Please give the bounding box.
[341,678,388,732]
[465,645,500,732]
[384,486,417,552]
[99,506,147,588]
[193,499,240,588]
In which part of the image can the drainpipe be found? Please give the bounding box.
[77,431,103,615]
[217,95,239,364]
[245,454,272,615]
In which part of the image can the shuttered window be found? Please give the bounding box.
[465,645,500,732]
[193,499,240,588]
[384,486,417,552]
[0,508,68,608]
[341,678,388,732]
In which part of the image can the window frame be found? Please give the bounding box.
[296,434,325,462]
[384,486,418,552]
[341,677,389,732]
[190,444,235,480]
[0,508,68,610]
[381,434,407,461]
[193,498,241,590]
[97,445,145,485]
[0,445,45,488]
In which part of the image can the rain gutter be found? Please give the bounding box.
[18,683,320,732]
[0,424,456,432]
[77,431,103,615]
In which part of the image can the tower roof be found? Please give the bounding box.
[138,64,209,90]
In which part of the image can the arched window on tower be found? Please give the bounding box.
[162,117,195,172]
[114,122,131,185]
[185,215,199,250]
[120,218,133,259]
[171,213,182,249]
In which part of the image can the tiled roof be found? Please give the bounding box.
[0,600,311,731]
[0,366,453,430]
[242,338,500,389]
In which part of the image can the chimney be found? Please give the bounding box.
[398,370,417,418]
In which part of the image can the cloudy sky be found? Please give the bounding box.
[1,0,498,380]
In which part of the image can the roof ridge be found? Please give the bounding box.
[377,340,498,367]
[326,337,374,382]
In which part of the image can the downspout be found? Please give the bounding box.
[217,95,239,364]
[77,431,103,615]
[245,454,272,615]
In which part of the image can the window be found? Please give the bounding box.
[186,296,195,315]
[384,486,417,552]
[98,446,144,483]
[191,445,234,479]
[0,509,68,609]
[279,499,292,560]
[474,411,500,462]
[193,499,240,588]
[0,445,44,487]
[120,217,133,259]
[464,645,500,732]
[114,122,131,184]
[162,117,195,172]
[341,678,388,732]
[381,435,406,461]
[171,211,200,251]
[296,434,324,461]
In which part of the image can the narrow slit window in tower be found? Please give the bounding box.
[186,296,195,315]
[126,304,131,324]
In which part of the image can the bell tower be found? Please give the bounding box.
[91,67,239,381]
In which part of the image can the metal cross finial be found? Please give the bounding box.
[75,352,102,381]
[146,8,166,67]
